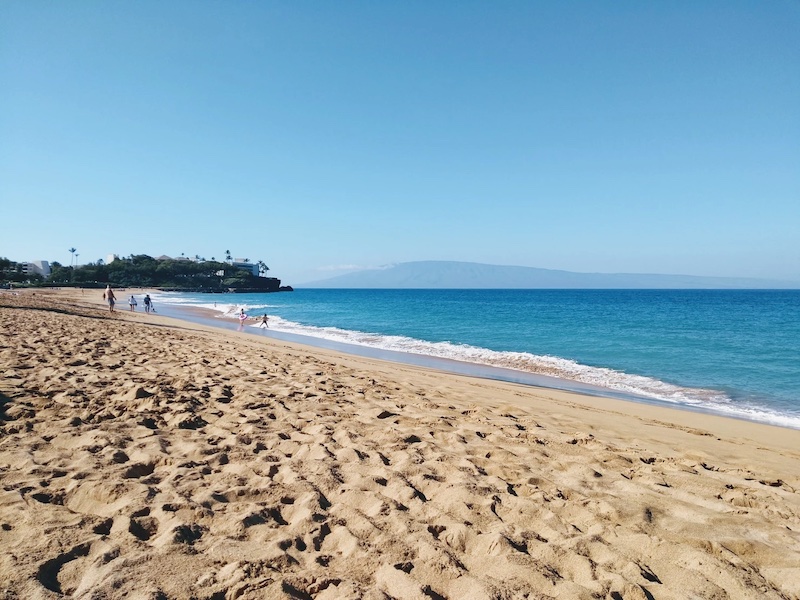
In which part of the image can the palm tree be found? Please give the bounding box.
[225,249,232,261]
[257,261,269,277]
[68,247,77,267]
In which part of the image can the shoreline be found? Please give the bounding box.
[154,290,800,431]
[38,287,800,443]
[2,289,799,598]
[158,301,659,399]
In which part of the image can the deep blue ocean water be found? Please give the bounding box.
[151,289,800,429]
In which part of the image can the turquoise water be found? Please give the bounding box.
[152,289,800,429]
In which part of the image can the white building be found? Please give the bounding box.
[232,259,259,276]
[22,260,51,278]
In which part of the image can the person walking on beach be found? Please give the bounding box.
[238,308,248,330]
[105,286,116,313]
[260,313,269,328]
[143,294,152,313]
[128,295,137,311]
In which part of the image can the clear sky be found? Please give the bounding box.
[2,1,798,285]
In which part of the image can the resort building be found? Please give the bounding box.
[231,259,259,276]
[22,260,51,278]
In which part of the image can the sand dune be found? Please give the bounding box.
[1,290,799,599]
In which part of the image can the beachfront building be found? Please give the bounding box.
[232,260,259,277]
[231,259,259,277]
[22,260,51,278]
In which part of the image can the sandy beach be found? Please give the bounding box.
[1,289,799,599]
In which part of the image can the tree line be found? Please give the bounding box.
[1,255,280,291]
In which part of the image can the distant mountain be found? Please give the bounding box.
[301,261,800,289]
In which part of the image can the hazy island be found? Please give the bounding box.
[302,261,800,289]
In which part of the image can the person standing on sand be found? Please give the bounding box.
[260,313,269,328]
[105,286,116,313]
[128,295,137,311]
[143,294,152,313]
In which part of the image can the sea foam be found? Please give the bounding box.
[151,292,800,430]
[250,316,800,429]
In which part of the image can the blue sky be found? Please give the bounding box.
[2,1,798,285]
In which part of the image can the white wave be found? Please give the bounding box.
[150,294,274,317]
[262,317,800,429]
[150,294,800,429]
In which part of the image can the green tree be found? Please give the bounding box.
[56,254,275,291]
[49,263,73,283]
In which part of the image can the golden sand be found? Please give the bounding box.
[1,289,799,599]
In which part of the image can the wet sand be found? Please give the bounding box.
[1,289,799,599]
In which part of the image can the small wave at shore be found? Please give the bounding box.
[153,293,800,429]
[152,297,275,316]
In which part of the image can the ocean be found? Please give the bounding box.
[150,289,800,430]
